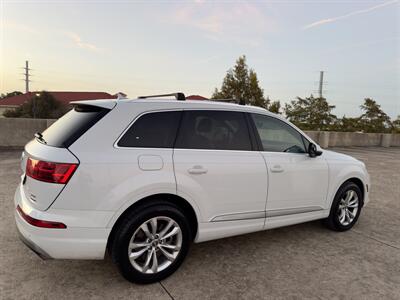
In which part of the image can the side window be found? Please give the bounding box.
[175,111,252,151]
[117,111,181,148]
[251,114,306,153]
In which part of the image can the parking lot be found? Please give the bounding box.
[1,147,399,299]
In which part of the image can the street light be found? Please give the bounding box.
[33,93,40,119]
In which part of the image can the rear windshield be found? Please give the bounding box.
[40,105,110,148]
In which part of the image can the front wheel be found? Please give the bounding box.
[324,182,362,231]
[111,203,191,284]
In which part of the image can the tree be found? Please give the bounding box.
[268,100,281,114]
[284,95,337,131]
[4,91,68,119]
[392,115,400,133]
[212,55,268,107]
[336,116,361,132]
[0,91,22,99]
[359,98,392,133]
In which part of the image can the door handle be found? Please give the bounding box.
[270,165,284,173]
[188,165,208,175]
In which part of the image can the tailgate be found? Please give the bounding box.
[19,103,111,211]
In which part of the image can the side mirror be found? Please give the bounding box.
[308,143,323,158]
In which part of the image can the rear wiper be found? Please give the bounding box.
[35,132,47,144]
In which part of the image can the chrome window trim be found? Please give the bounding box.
[115,108,256,152]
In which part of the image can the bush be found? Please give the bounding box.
[4,91,69,119]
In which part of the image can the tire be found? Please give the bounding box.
[111,201,191,284]
[324,181,363,232]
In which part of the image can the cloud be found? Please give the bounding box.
[303,0,399,30]
[4,21,102,53]
[326,36,399,53]
[171,2,276,46]
[65,32,100,52]
[3,21,41,35]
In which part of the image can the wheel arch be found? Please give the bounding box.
[331,177,365,210]
[106,193,199,252]
[343,177,365,206]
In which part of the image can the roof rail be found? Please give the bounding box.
[211,98,245,105]
[138,92,186,101]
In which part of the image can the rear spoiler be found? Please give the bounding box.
[70,99,117,110]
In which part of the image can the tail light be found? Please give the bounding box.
[17,205,66,229]
[26,158,78,184]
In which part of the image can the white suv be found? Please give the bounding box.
[15,93,370,283]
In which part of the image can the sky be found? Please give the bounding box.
[1,0,399,118]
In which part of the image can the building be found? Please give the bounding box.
[0,92,208,116]
[186,95,208,100]
[0,91,119,116]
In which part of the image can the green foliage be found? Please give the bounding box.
[358,98,392,133]
[0,91,22,99]
[336,116,361,132]
[284,95,337,131]
[391,115,400,133]
[4,91,68,119]
[268,100,281,114]
[212,55,268,108]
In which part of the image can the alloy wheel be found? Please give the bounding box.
[127,216,182,274]
[337,190,359,226]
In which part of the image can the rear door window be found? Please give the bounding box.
[175,110,252,151]
[117,111,181,148]
[41,105,110,148]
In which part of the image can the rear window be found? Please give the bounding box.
[175,110,252,151]
[117,111,181,148]
[40,105,110,148]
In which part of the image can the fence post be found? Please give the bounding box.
[380,134,392,147]
[319,131,330,148]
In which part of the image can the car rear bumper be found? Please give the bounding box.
[17,227,52,259]
[14,183,111,260]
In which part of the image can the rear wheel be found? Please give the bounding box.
[111,202,191,284]
[325,182,362,231]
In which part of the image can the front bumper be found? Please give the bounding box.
[15,183,111,260]
[363,170,371,206]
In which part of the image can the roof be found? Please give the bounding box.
[186,95,208,100]
[0,91,117,106]
[74,97,270,116]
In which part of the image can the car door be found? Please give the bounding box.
[250,113,329,219]
[173,110,268,225]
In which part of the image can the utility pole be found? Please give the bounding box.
[318,70,324,99]
[23,60,32,93]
